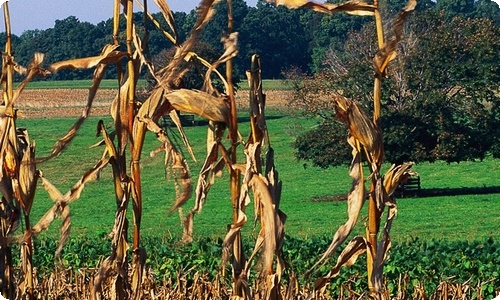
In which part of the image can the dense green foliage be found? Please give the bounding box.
[289,1,500,166]
[17,236,500,298]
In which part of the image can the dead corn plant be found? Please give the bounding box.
[264,0,417,298]
[1,0,286,299]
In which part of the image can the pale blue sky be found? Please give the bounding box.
[4,0,258,35]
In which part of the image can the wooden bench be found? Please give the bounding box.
[396,175,421,197]
[160,114,196,128]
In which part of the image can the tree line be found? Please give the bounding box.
[3,0,498,80]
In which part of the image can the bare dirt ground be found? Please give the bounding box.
[16,89,293,119]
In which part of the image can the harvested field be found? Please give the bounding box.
[16,89,293,118]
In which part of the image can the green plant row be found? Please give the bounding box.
[16,236,500,299]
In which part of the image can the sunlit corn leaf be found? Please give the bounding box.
[314,236,367,291]
[373,0,417,75]
[49,44,128,72]
[334,95,383,165]
[43,49,111,161]
[136,87,166,120]
[265,0,376,16]
[66,158,109,202]
[202,32,239,93]
[183,139,223,242]
[55,204,70,259]
[184,52,229,93]
[383,162,415,196]
[140,117,192,213]
[221,212,248,267]
[156,0,219,87]
[97,120,119,160]
[248,174,277,275]
[309,135,365,271]
[11,53,48,104]
[18,129,37,214]
[0,52,27,78]
[165,89,230,123]
[31,159,108,239]
[0,53,47,119]
[150,0,178,45]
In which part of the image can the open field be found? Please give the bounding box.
[17,79,291,91]
[16,100,500,243]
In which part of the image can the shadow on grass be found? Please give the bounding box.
[312,186,500,202]
[195,115,284,126]
[399,186,500,198]
[160,115,284,129]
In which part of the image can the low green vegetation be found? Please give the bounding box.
[17,115,500,243]
[16,236,500,299]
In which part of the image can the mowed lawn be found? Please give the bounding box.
[16,113,500,243]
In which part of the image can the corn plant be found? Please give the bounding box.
[0,0,287,299]
[264,0,417,298]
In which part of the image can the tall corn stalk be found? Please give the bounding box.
[265,0,416,298]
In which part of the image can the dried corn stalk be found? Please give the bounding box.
[265,0,417,298]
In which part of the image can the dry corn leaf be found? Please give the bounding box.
[334,95,383,164]
[18,135,37,214]
[19,242,34,297]
[31,159,108,238]
[11,53,48,104]
[310,135,365,271]
[49,45,128,72]
[151,0,178,45]
[55,203,70,259]
[265,0,376,16]
[248,174,277,275]
[183,140,221,242]
[156,0,219,87]
[383,162,415,196]
[222,212,248,267]
[140,117,193,214]
[202,32,239,93]
[184,52,229,93]
[371,201,397,291]
[314,236,367,290]
[165,89,230,123]
[373,0,416,75]
[43,51,109,161]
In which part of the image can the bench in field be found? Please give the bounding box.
[396,175,421,197]
[160,114,196,128]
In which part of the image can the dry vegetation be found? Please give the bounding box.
[15,89,293,118]
[2,0,487,300]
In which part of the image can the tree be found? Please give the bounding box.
[289,10,500,166]
[238,1,311,78]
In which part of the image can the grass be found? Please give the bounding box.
[17,79,148,90]
[18,79,292,90]
[16,114,500,243]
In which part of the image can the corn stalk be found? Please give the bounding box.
[265,0,417,298]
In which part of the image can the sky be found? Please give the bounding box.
[4,0,258,35]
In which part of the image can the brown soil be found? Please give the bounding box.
[16,89,293,119]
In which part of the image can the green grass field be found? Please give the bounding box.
[17,79,148,90]
[16,114,500,244]
[18,79,291,90]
